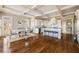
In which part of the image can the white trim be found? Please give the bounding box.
[0,5,77,17]
[36,5,77,16]
[23,5,37,13]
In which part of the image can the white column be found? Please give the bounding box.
[76,10,79,43]
[3,36,11,53]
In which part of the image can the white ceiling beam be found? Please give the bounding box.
[0,5,22,15]
[34,8,51,18]
[56,5,66,22]
[55,5,63,17]
[23,5,47,17]
[3,5,22,12]
[45,5,77,15]
[34,8,43,14]
[1,5,38,17]
[36,5,77,16]
[23,5,38,13]
[23,5,38,17]
[3,5,38,14]
[0,6,29,18]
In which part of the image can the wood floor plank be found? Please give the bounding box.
[11,34,79,53]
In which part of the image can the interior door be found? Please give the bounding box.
[66,19,73,34]
[66,15,75,35]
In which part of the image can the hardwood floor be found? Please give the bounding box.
[0,36,4,52]
[11,34,79,53]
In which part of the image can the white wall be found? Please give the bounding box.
[12,16,29,30]
[30,18,44,28]
[0,15,30,42]
[43,17,61,28]
[76,10,79,43]
[62,20,67,33]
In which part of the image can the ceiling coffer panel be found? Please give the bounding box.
[0,5,78,19]
[5,5,33,12]
[35,16,51,20]
[35,5,57,13]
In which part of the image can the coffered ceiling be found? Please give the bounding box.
[0,5,79,19]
